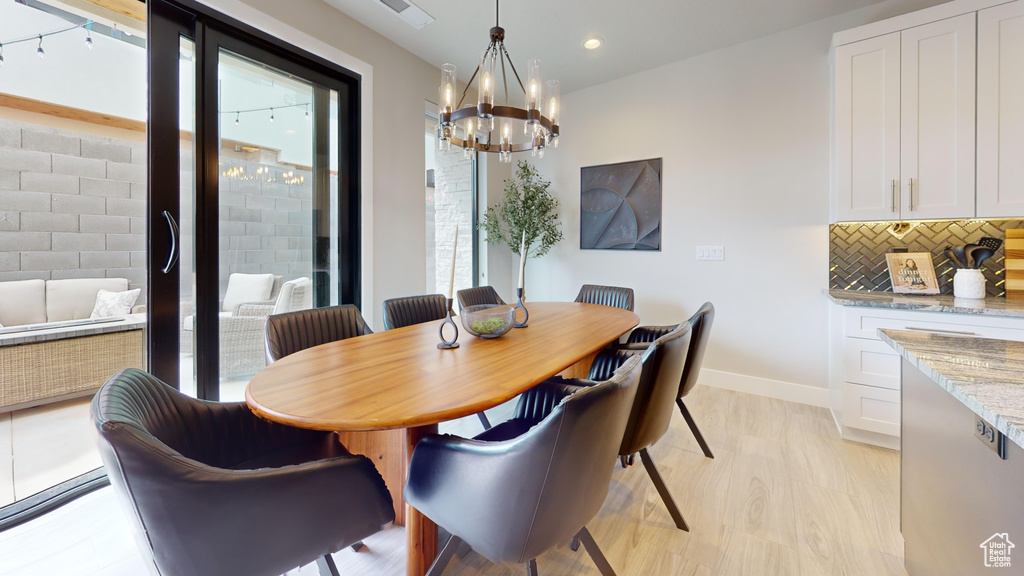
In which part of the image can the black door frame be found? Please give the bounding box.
[148,0,361,399]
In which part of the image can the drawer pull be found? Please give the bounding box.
[904,326,977,336]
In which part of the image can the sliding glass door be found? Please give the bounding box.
[149,0,360,400]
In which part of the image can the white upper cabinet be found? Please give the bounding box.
[833,14,977,223]
[899,14,976,220]
[834,34,902,222]
[977,1,1024,218]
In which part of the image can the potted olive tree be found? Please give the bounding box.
[480,161,564,299]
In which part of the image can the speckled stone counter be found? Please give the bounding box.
[879,329,1024,450]
[827,289,1024,318]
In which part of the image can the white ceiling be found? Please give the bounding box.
[320,0,937,94]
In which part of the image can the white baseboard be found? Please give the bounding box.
[700,369,830,408]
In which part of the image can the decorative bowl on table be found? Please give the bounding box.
[460,304,515,339]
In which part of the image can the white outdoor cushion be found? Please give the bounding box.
[0,279,45,327]
[222,273,274,313]
[46,278,129,322]
[90,288,142,319]
[181,311,232,332]
[272,277,313,315]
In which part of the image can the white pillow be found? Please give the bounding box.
[90,288,141,319]
[222,273,274,313]
[273,277,312,314]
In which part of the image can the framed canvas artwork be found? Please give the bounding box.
[580,158,662,250]
[886,252,940,294]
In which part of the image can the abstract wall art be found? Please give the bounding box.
[580,158,662,250]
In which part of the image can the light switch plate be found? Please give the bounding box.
[696,246,725,261]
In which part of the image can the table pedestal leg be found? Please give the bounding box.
[406,424,438,576]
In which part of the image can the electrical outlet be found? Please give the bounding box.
[696,246,725,261]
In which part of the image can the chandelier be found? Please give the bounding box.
[436,0,560,163]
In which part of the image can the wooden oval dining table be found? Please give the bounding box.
[246,301,639,576]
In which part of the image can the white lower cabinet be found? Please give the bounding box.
[844,383,901,437]
[830,304,1024,448]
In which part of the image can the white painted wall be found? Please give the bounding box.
[527,0,948,398]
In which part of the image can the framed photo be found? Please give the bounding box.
[886,252,940,294]
[580,158,662,250]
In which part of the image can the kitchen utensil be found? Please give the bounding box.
[963,243,981,268]
[979,237,1003,251]
[951,245,969,269]
[945,247,962,269]
[970,248,996,269]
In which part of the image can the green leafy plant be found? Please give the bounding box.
[480,161,564,263]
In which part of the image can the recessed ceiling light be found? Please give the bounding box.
[583,37,602,50]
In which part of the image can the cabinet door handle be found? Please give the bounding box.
[908,177,915,211]
[904,326,977,336]
[891,180,898,212]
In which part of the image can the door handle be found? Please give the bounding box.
[908,178,915,211]
[891,180,898,213]
[161,210,179,274]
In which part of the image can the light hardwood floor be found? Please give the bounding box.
[0,386,906,576]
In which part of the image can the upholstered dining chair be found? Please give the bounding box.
[381,293,449,331]
[456,286,505,312]
[404,356,643,576]
[625,302,716,458]
[265,304,373,365]
[582,322,693,532]
[574,284,635,312]
[382,293,492,430]
[92,369,395,576]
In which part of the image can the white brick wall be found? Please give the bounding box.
[430,146,474,295]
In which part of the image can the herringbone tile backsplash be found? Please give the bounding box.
[830,220,1024,297]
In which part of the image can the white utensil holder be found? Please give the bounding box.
[953,269,985,299]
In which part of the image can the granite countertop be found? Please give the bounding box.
[827,289,1024,318]
[0,314,146,347]
[879,329,1024,450]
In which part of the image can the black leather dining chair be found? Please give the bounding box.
[381,293,449,331]
[584,322,693,531]
[382,293,492,430]
[93,368,395,576]
[265,304,373,365]
[456,285,505,312]
[574,284,635,311]
[404,356,643,576]
[625,302,716,458]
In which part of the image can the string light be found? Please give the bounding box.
[0,22,99,65]
[220,102,311,125]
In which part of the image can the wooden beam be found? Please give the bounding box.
[79,0,145,23]
[0,93,145,133]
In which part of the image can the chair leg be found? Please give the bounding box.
[425,534,463,576]
[477,411,492,430]
[316,554,340,576]
[350,540,364,552]
[638,448,689,531]
[677,398,714,458]
[526,558,539,576]
[575,526,617,576]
